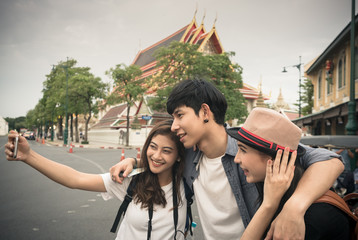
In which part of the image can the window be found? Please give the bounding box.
[318,71,322,99]
[338,53,346,88]
[327,79,332,94]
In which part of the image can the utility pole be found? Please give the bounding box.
[346,0,357,135]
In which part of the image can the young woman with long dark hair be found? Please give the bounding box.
[5,120,187,240]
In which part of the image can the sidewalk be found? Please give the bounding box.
[38,138,140,150]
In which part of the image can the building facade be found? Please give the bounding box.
[293,15,358,135]
[0,117,9,136]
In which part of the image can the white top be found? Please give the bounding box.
[101,173,187,240]
[193,154,245,239]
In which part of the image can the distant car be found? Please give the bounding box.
[24,131,35,140]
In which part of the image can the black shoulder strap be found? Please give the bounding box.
[111,176,195,238]
[173,177,178,239]
[147,206,153,240]
[110,176,137,233]
[183,179,194,236]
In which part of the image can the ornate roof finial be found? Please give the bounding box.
[258,76,262,91]
[193,5,198,20]
[213,12,218,28]
[201,9,206,25]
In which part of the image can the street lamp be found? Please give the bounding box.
[282,56,303,117]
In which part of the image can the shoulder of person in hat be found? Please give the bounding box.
[227,108,344,239]
[109,103,343,239]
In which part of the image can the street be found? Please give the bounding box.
[0,136,203,240]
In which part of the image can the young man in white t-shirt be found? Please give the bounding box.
[111,79,344,239]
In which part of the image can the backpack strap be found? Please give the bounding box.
[110,176,137,233]
[343,192,358,203]
[147,206,153,240]
[315,190,358,221]
[110,176,194,238]
[315,190,358,240]
[173,176,178,240]
[183,179,194,236]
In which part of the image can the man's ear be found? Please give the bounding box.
[201,103,211,119]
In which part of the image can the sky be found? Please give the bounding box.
[0,0,355,118]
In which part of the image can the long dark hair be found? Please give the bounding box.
[133,119,186,209]
[255,151,305,233]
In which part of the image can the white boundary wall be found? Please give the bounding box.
[88,127,152,147]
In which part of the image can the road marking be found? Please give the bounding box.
[67,154,106,173]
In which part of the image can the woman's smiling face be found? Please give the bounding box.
[146,134,179,182]
[234,141,270,183]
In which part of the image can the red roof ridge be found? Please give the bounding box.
[140,25,189,54]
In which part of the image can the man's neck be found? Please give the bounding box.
[198,124,227,159]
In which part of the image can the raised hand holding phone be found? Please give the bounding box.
[5,131,31,161]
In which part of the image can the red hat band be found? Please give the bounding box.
[238,127,295,153]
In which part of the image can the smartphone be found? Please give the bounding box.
[13,136,18,158]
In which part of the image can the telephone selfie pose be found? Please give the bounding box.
[111,79,344,239]
[5,120,188,240]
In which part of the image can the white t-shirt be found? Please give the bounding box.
[193,155,245,239]
[101,173,187,240]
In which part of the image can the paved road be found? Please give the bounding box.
[0,136,203,240]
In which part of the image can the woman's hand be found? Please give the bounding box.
[262,147,297,208]
[5,130,30,162]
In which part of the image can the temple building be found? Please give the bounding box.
[272,88,299,121]
[89,15,270,145]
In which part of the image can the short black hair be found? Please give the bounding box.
[167,79,227,125]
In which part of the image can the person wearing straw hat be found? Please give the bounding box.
[227,107,349,240]
[111,79,344,240]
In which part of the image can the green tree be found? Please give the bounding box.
[5,117,26,132]
[29,58,107,143]
[106,64,144,146]
[148,41,247,122]
[300,78,314,116]
[71,68,108,143]
[42,59,78,140]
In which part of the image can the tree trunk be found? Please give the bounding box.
[84,101,92,143]
[70,114,73,142]
[58,116,63,140]
[75,114,79,143]
[126,103,130,146]
[84,114,91,142]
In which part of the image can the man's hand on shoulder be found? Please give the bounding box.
[109,158,135,183]
[264,199,305,240]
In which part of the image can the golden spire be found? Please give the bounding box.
[213,12,218,28]
[201,9,206,25]
[193,5,198,21]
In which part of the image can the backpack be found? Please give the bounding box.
[315,190,358,240]
[110,175,194,239]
